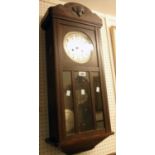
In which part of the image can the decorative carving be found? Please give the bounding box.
[72,5,85,17]
[41,2,102,30]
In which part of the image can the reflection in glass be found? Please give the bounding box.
[63,72,75,135]
[74,72,94,132]
[92,72,105,129]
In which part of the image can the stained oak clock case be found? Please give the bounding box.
[41,2,113,154]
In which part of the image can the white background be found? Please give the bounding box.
[117,0,155,154]
[0,0,155,155]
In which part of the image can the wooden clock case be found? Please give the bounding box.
[41,2,113,154]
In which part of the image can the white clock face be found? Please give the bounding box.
[63,31,94,64]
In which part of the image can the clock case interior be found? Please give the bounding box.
[41,2,113,154]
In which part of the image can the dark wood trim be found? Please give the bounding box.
[55,18,95,31]
[63,66,99,72]
[95,27,112,132]
[53,20,63,141]
[60,131,114,154]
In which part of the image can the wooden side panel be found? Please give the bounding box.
[45,21,59,143]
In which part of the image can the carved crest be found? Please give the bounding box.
[41,2,102,29]
[72,5,85,17]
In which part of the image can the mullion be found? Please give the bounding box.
[71,71,79,133]
[89,71,97,129]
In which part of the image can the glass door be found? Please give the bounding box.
[63,71,75,136]
[63,71,105,136]
[91,72,105,130]
[74,71,94,132]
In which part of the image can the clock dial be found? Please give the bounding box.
[63,31,94,64]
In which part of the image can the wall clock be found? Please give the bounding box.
[41,2,113,154]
